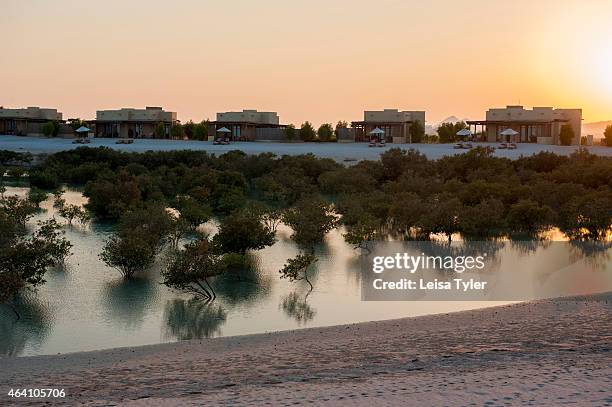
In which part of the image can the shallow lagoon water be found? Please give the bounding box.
[1,187,610,357]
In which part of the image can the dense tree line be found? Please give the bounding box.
[1,146,610,306]
[25,146,612,243]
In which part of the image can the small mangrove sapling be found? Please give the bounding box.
[279,253,318,294]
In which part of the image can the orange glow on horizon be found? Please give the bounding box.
[0,0,611,125]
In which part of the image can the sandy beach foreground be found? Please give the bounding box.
[1,293,611,406]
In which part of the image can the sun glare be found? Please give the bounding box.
[587,34,612,93]
[600,50,612,91]
[548,6,612,102]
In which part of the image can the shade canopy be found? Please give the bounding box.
[75,126,91,133]
[500,128,519,136]
[456,128,472,136]
[369,127,385,135]
[217,127,231,133]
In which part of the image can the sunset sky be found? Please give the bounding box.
[1,0,611,125]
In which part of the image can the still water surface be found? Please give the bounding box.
[1,187,610,357]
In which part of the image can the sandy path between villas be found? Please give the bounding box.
[1,293,611,406]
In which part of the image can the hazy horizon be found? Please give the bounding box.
[1,0,611,126]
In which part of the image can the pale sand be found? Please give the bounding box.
[1,293,611,406]
[1,135,611,161]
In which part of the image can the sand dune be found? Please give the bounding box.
[1,293,610,406]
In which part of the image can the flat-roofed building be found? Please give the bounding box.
[94,106,177,138]
[467,105,582,145]
[0,106,72,137]
[350,109,426,143]
[209,109,284,141]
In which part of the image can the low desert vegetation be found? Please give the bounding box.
[604,124,612,147]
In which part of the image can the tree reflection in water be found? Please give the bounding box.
[213,262,272,307]
[164,299,227,340]
[280,292,316,325]
[509,236,552,255]
[0,295,52,357]
[569,240,612,270]
[101,277,157,328]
